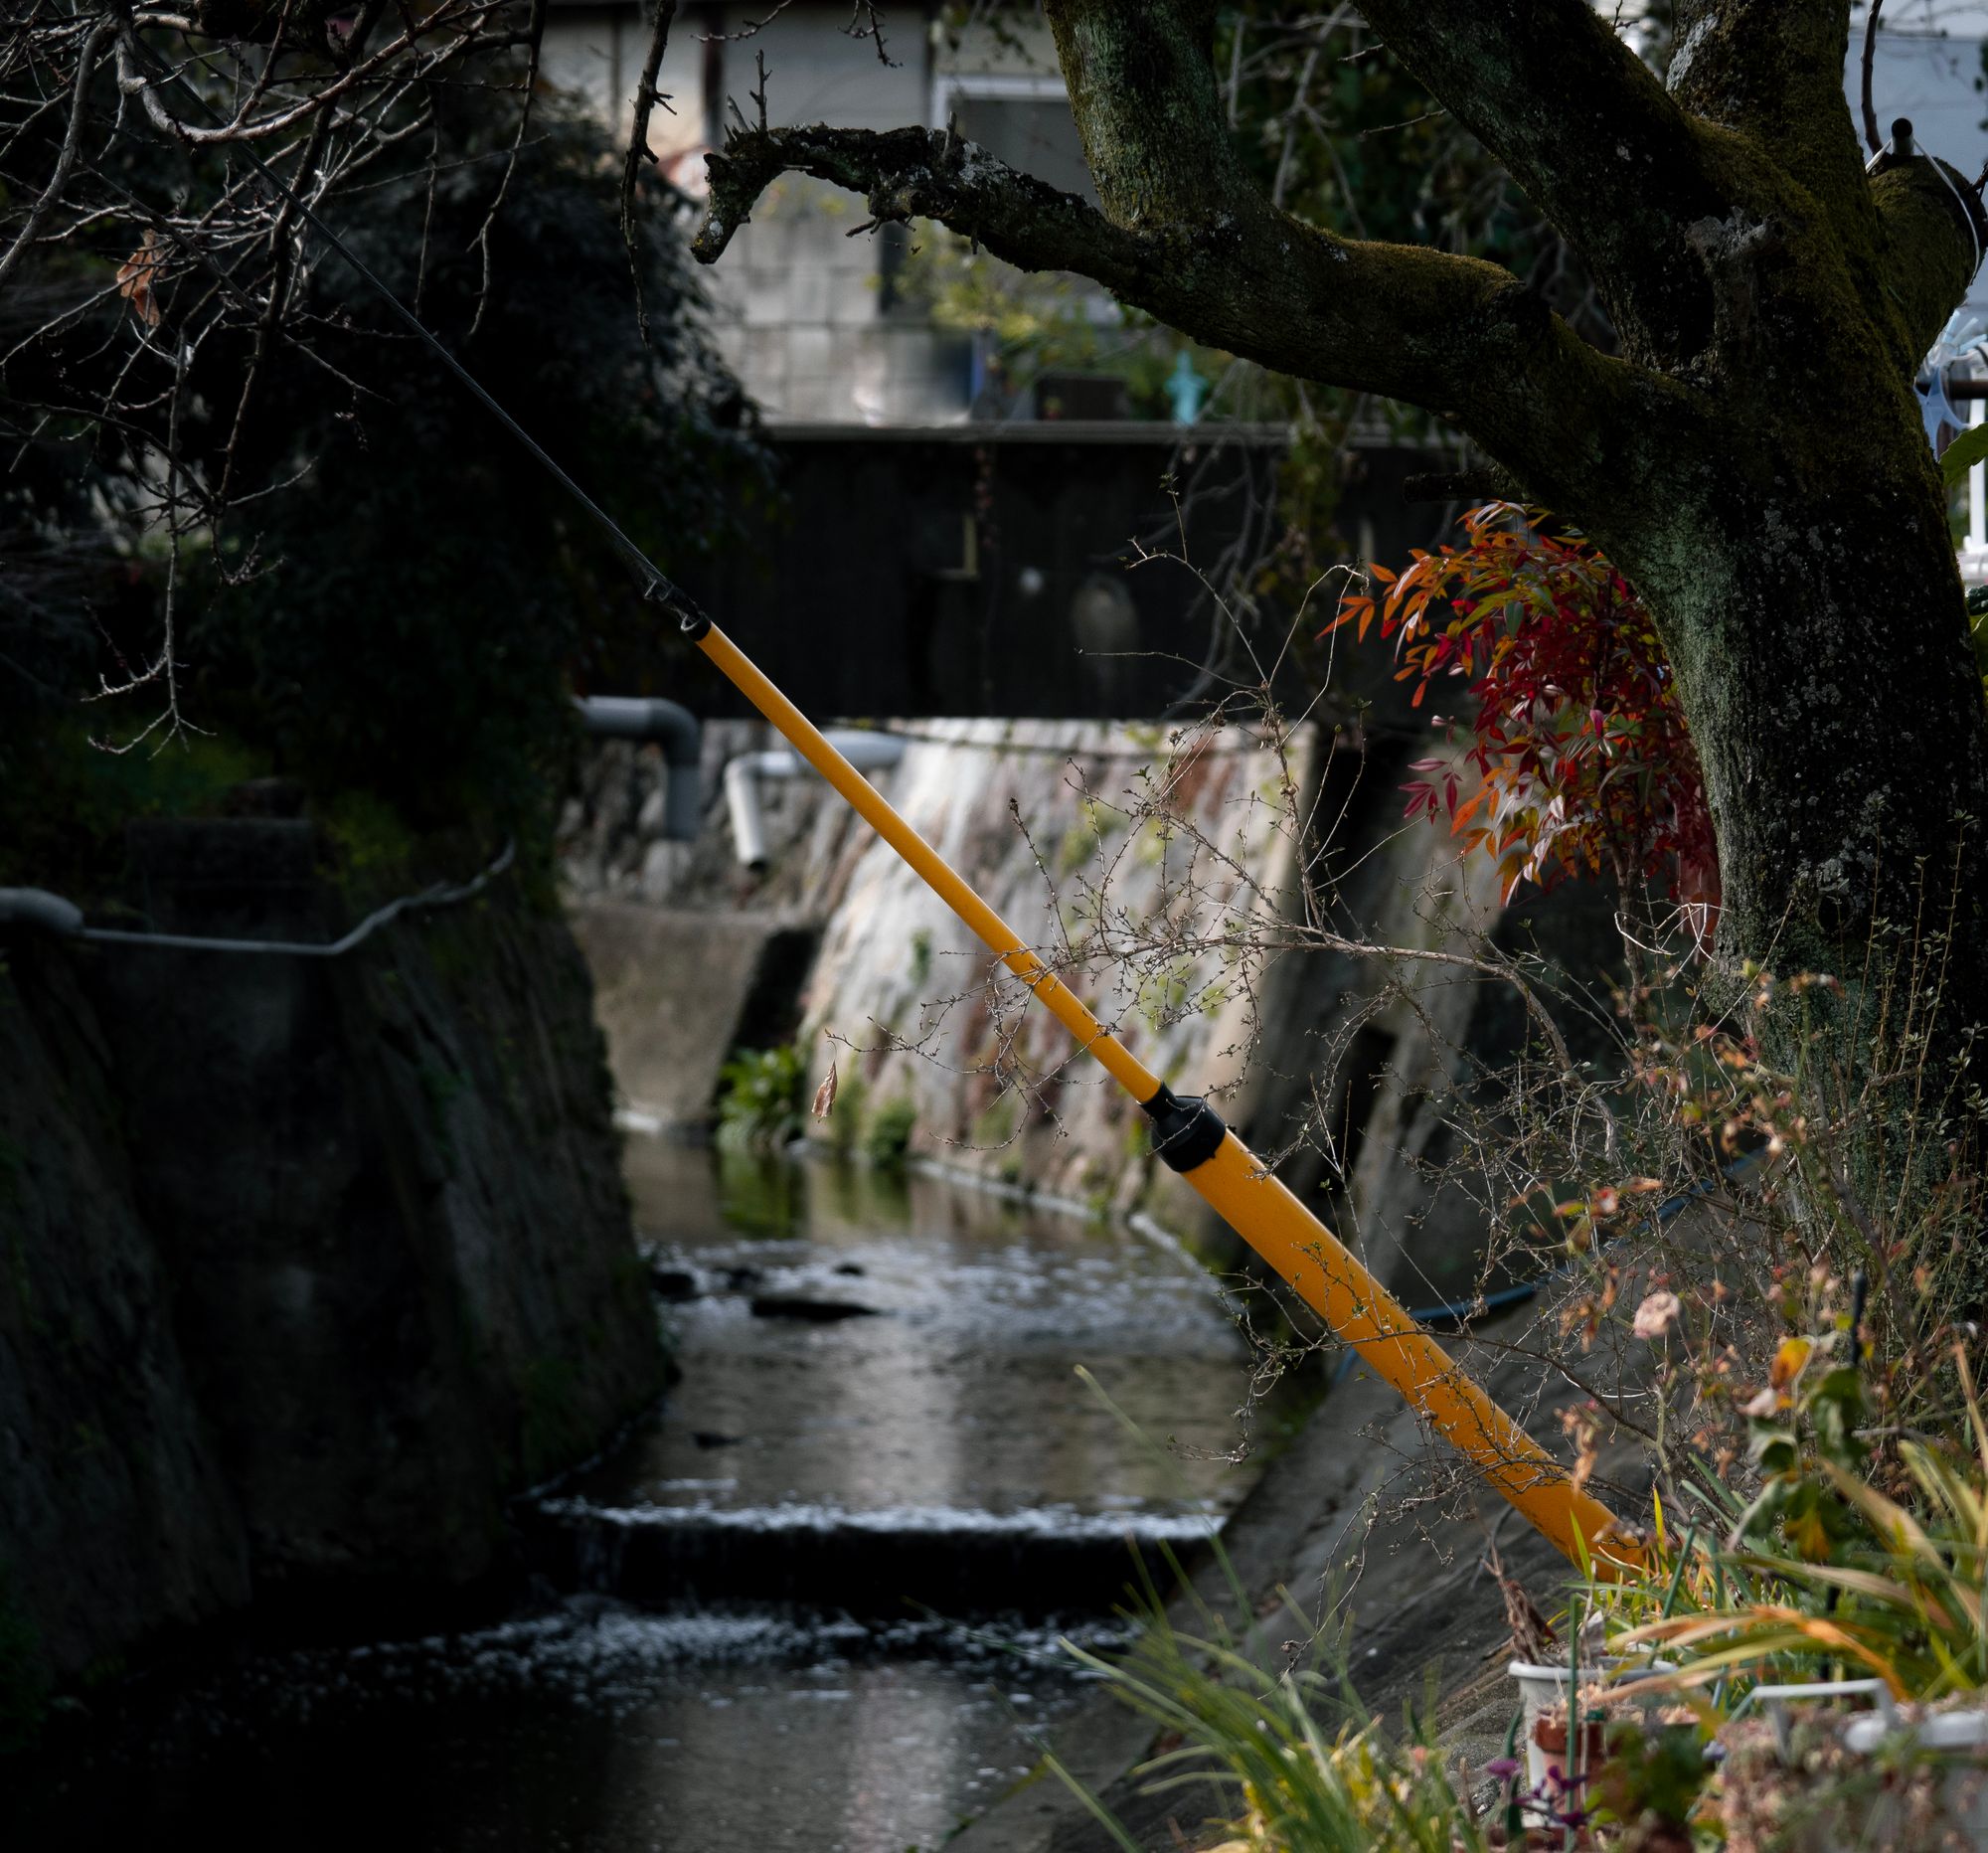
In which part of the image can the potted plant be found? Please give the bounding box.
[1616,1333,1988,1845]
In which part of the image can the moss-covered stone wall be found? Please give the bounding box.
[0,815,665,1699]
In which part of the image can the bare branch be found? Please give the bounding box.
[214,105,337,507]
[1862,0,1886,156]
[0,10,119,299]
[116,6,511,147]
[464,0,550,341]
[692,120,1652,498]
[696,0,796,46]
[620,0,680,340]
[846,2,895,69]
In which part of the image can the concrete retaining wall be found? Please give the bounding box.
[0,820,666,1684]
[563,717,1625,1294]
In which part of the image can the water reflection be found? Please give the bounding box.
[600,1142,1261,1523]
[3,1604,1097,1853]
[601,1659,1034,1853]
[5,1147,1279,1853]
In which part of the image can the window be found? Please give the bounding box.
[930,74,1094,203]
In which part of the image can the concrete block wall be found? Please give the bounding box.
[538,1,1079,425]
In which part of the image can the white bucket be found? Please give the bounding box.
[1508,1657,1678,1791]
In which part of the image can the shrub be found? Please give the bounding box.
[3,71,766,842]
[1613,1340,1988,1705]
[714,1045,807,1149]
[863,1097,918,1168]
[1327,503,1716,921]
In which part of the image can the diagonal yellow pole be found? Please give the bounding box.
[690,617,1638,1576]
[144,23,1631,1575]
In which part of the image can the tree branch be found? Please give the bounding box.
[1045,0,1241,228]
[1667,2,1870,215]
[1861,0,1887,155]
[1869,154,1987,367]
[693,124,1652,506]
[1353,0,1731,371]
[695,124,1155,292]
[619,0,679,343]
[0,10,119,300]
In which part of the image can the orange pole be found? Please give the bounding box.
[692,619,1637,1575]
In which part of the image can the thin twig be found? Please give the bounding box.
[1862,0,1886,156]
[0,9,119,298]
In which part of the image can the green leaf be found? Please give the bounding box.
[1941,421,1988,486]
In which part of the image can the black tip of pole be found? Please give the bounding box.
[1891,116,1915,158]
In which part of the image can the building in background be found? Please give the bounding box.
[540,4,1988,424]
[538,1,1392,727]
[542,2,1092,423]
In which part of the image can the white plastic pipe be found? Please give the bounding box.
[1970,396,1986,557]
[0,889,83,934]
[723,733,906,872]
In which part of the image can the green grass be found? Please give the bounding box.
[715,1044,808,1150]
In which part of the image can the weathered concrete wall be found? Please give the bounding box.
[561,720,876,912]
[560,718,873,1136]
[0,819,665,1684]
[562,717,1334,1196]
[563,718,1624,1299]
[0,938,249,1683]
[793,718,1320,1205]
[569,904,819,1130]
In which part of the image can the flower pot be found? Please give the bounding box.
[1533,1714,1608,1768]
[1509,1657,1677,1791]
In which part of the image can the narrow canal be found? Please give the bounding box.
[8,1143,1288,1853]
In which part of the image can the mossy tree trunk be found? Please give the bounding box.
[694,1,1988,1235]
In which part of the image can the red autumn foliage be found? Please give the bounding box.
[1326,503,1718,931]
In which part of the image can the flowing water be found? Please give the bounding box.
[8,1145,1285,1852]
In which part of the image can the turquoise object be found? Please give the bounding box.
[1166,350,1209,423]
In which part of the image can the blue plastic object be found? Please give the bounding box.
[1166,350,1209,424]
[1919,310,1988,450]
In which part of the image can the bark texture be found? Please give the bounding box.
[694,0,1988,1227]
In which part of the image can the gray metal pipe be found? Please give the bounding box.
[575,696,702,841]
[0,888,83,935]
[0,839,516,955]
[723,733,906,873]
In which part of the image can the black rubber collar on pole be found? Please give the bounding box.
[667,590,713,640]
[1140,1084,1227,1173]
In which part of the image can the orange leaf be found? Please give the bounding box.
[115,227,164,328]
